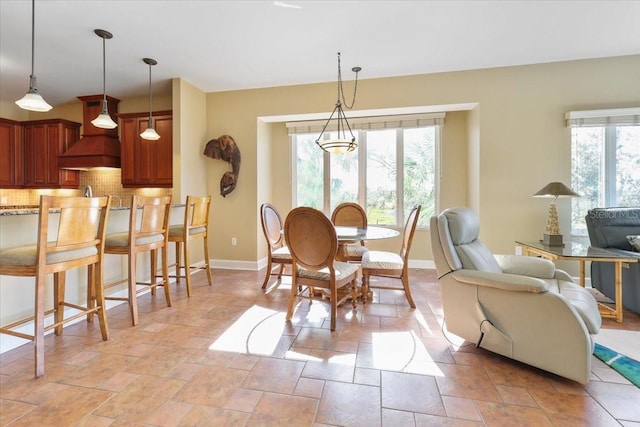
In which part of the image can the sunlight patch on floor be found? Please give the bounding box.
[372,330,445,376]
[209,305,285,355]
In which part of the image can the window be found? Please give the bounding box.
[289,113,443,228]
[568,108,640,235]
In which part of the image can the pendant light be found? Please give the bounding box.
[15,0,52,112]
[91,29,117,129]
[316,52,362,154]
[140,58,160,141]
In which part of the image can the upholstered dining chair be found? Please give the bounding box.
[361,205,421,308]
[260,203,292,290]
[104,195,172,326]
[331,202,369,262]
[0,195,111,377]
[167,195,212,296]
[284,206,359,331]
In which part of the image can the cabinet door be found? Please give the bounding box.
[120,113,172,188]
[23,120,80,188]
[0,119,24,188]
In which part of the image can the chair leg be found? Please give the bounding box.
[128,251,139,326]
[330,289,337,331]
[261,256,273,289]
[86,265,95,323]
[94,260,109,340]
[361,274,369,304]
[203,234,212,286]
[351,278,358,310]
[54,271,65,335]
[162,245,172,307]
[174,241,182,284]
[150,249,157,296]
[402,275,416,308]
[286,277,298,321]
[34,273,46,378]
[184,238,193,297]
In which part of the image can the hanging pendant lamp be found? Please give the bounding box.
[316,52,361,154]
[15,0,52,112]
[140,58,160,141]
[91,29,117,129]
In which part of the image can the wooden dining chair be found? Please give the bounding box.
[260,203,292,290]
[361,205,421,308]
[104,195,172,326]
[0,195,111,377]
[331,202,369,262]
[284,206,359,331]
[167,195,212,296]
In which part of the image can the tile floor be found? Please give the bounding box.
[1,268,639,426]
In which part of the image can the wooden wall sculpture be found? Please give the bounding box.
[203,135,241,197]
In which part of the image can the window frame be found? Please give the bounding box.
[291,123,441,229]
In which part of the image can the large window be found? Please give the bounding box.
[569,108,640,235]
[289,114,443,228]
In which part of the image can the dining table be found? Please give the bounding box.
[334,225,400,261]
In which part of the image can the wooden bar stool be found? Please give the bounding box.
[104,195,172,326]
[0,195,111,378]
[166,195,212,296]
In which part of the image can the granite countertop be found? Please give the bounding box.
[0,204,184,216]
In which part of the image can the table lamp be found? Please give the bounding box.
[533,182,579,247]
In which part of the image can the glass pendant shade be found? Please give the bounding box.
[140,121,161,140]
[15,81,52,112]
[92,29,116,129]
[140,57,159,141]
[16,0,52,112]
[91,100,117,129]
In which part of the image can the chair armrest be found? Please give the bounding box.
[494,254,556,279]
[452,269,549,293]
[554,269,573,283]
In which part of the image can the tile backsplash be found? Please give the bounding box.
[0,170,171,207]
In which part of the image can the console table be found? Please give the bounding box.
[515,240,638,322]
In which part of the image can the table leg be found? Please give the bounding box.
[614,261,623,322]
[579,260,585,287]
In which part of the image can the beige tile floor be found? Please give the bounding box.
[1,268,639,426]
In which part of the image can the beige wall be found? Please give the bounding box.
[200,55,640,268]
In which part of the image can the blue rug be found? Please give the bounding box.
[594,343,640,387]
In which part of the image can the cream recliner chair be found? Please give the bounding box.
[430,207,601,384]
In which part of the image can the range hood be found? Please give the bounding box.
[58,95,121,170]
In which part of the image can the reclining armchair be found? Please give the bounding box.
[430,207,601,384]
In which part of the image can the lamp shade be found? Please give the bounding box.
[15,89,52,112]
[140,125,161,141]
[533,182,580,198]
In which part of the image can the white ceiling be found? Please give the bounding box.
[1,0,639,108]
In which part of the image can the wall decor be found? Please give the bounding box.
[203,134,241,197]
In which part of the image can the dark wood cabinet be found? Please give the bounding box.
[23,119,81,188]
[119,111,172,188]
[0,118,24,188]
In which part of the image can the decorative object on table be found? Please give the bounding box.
[91,29,118,129]
[315,52,362,154]
[140,58,160,141]
[15,0,52,112]
[430,206,601,384]
[203,135,241,197]
[533,181,579,247]
[593,343,640,387]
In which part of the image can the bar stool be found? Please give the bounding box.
[167,195,212,296]
[0,195,111,378]
[104,195,172,326]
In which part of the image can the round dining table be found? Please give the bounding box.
[334,225,400,261]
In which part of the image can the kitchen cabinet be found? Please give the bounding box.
[0,118,24,188]
[23,119,81,188]
[119,111,172,188]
